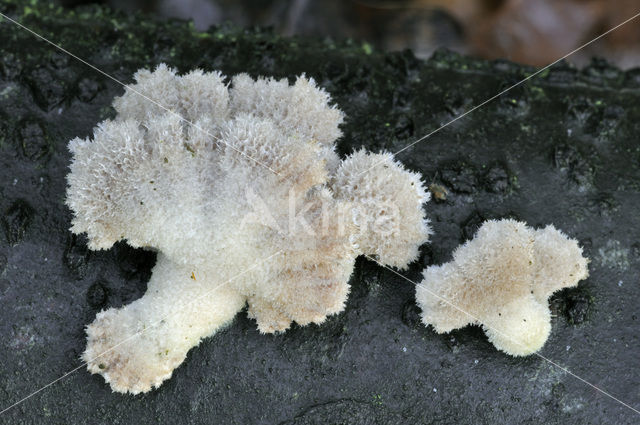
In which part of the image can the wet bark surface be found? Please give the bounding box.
[0,1,639,423]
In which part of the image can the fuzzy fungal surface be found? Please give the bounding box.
[1,0,639,424]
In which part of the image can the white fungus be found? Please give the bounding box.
[66,64,431,393]
[416,219,589,356]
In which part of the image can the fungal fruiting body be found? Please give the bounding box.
[416,219,589,356]
[66,65,431,393]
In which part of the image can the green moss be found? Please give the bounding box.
[0,1,639,423]
[372,394,383,406]
[537,68,550,79]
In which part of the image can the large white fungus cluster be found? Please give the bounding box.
[66,64,431,393]
[416,219,589,356]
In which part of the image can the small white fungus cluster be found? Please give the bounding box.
[331,149,430,269]
[67,64,431,393]
[416,219,589,356]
